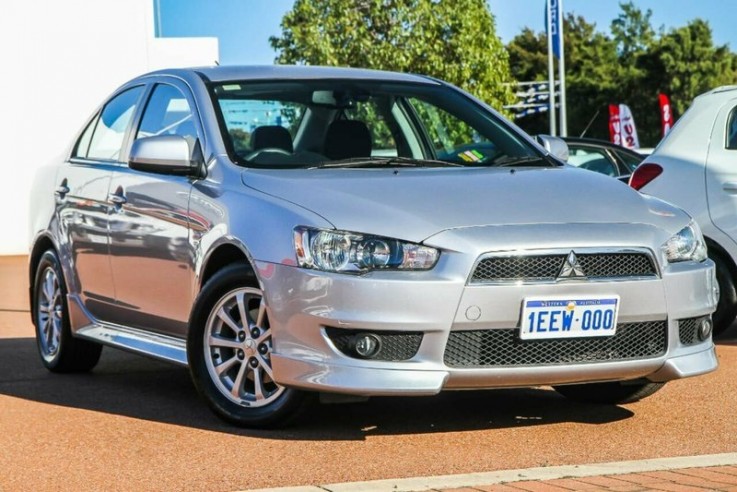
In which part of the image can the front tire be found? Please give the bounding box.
[188,263,305,428]
[33,250,102,372]
[553,381,665,404]
[710,252,737,336]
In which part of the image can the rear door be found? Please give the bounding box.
[706,98,737,241]
[57,86,145,321]
[105,80,200,337]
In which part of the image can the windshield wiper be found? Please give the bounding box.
[492,155,551,167]
[311,156,463,169]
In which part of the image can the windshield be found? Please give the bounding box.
[211,80,546,169]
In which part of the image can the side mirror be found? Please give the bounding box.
[536,135,570,162]
[129,135,201,176]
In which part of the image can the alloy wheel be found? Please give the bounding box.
[203,287,285,407]
[37,266,63,361]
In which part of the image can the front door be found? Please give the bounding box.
[106,82,199,337]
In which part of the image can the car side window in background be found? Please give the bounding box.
[87,86,145,161]
[614,149,642,173]
[72,114,99,159]
[727,106,737,150]
[137,84,197,143]
[567,146,617,176]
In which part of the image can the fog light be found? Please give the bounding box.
[698,318,713,341]
[353,333,381,358]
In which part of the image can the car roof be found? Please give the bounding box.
[144,65,441,85]
[563,137,644,156]
[694,85,737,103]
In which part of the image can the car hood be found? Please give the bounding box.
[241,166,688,243]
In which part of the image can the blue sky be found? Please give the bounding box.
[158,0,737,65]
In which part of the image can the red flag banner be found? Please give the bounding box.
[659,93,674,137]
[610,104,640,149]
[609,104,621,145]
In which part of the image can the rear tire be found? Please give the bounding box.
[710,252,737,336]
[553,381,665,404]
[33,250,102,372]
[187,263,305,428]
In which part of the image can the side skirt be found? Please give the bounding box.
[68,294,188,366]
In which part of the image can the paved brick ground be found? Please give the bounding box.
[439,465,737,492]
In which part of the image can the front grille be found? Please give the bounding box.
[325,328,423,361]
[678,317,700,346]
[444,321,667,367]
[471,252,658,283]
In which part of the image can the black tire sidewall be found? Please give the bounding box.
[710,252,737,336]
[187,263,304,428]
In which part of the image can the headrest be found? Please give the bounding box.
[324,120,372,160]
[250,125,293,153]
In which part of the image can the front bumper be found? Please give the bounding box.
[259,248,718,396]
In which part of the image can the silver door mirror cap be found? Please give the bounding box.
[129,135,198,176]
[536,135,570,162]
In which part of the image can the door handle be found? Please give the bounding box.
[723,182,737,194]
[108,193,127,205]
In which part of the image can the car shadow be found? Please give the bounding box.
[714,321,737,346]
[1,337,634,440]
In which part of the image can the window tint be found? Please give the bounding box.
[137,84,197,143]
[87,86,144,161]
[73,114,99,159]
[727,106,737,150]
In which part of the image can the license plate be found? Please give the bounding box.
[520,295,620,340]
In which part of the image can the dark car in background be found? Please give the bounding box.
[564,137,646,180]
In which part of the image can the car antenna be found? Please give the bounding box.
[214,60,220,66]
[579,108,601,138]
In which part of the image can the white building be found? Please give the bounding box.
[0,0,219,255]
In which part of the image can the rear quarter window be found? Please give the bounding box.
[727,106,737,150]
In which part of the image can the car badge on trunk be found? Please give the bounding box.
[558,251,586,279]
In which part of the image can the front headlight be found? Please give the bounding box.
[294,227,439,273]
[662,221,708,263]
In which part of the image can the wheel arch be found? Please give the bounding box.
[198,242,258,293]
[705,235,737,280]
[28,234,58,325]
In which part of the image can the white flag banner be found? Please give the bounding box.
[618,104,640,149]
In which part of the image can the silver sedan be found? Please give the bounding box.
[28,66,718,427]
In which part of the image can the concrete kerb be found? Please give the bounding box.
[242,453,737,492]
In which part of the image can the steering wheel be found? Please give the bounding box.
[243,147,292,161]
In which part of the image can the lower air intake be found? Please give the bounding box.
[444,321,667,367]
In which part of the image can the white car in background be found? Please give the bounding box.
[630,85,737,335]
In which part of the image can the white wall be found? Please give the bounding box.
[0,0,218,255]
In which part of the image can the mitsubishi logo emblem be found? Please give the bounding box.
[559,251,586,279]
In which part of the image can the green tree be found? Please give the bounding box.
[269,0,515,111]
[506,2,737,146]
[611,2,655,63]
[506,14,619,139]
[642,19,737,116]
